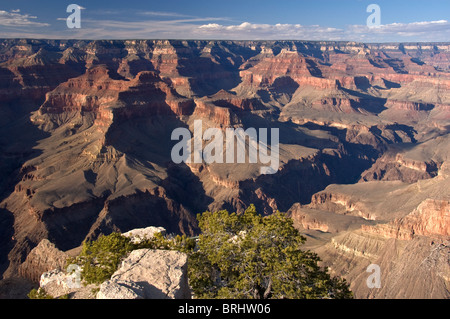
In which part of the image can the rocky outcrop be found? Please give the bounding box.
[362,199,450,240]
[39,66,194,120]
[237,47,358,95]
[239,50,312,87]
[99,249,191,299]
[288,203,370,234]
[309,191,372,220]
[122,226,167,244]
[39,268,98,299]
[34,225,191,299]
[18,239,68,283]
[192,100,239,127]
[39,66,129,114]
[38,248,191,299]
[385,100,435,111]
[97,280,145,299]
[317,231,450,299]
[360,153,440,183]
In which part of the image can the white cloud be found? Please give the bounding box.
[139,11,193,18]
[42,16,232,40]
[197,22,344,40]
[348,20,450,42]
[0,7,448,42]
[0,9,49,27]
[351,20,450,34]
[195,20,450,42]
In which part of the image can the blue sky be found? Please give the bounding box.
[0,0,449,42]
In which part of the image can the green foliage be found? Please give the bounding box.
[64,204,351,299]
[68,232,135,285]
[91,287,100,296]
[188,204,353,299]
[137,232,196,254]
[68,231,196,285]
[28,288,54,299]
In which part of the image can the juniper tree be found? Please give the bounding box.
[188,205,353,299]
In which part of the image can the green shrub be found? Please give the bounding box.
[68,231,196,285]
[64,204,351,300]
[188,204,353,299]
[67,232,134,285]
[137,232,196,253]
[28,288,54,299]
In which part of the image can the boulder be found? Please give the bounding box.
[101,249,191,299]
[39,268,98,299]
[122,226,166,244]
[97,280,145,299]
[39,269,72,297]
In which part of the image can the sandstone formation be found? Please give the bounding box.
[18,239,69,283]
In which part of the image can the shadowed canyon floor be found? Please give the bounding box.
[0,39,448,298]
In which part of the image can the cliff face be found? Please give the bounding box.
[290,164,449,298]
[18,239,68,283]
[316,231,449,299]
[359,152,440,183]
[0,39,449,299]
[362,199,449,240]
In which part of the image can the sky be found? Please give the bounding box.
[0,0,449,42]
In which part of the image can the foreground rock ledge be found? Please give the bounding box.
[98,249,191,299]
[39,248,191,299]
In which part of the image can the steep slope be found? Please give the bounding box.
[289,135,450,298]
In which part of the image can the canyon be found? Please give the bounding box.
[0,39,448,298]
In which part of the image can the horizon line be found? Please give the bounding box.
[1,38,450,45]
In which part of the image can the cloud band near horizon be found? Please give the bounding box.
[0,8,449,43]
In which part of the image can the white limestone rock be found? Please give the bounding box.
[122,226,166,244]
[97,280,145,299]
[109,249,191,299]
[40,269,70,290]
[39,268,97,299]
